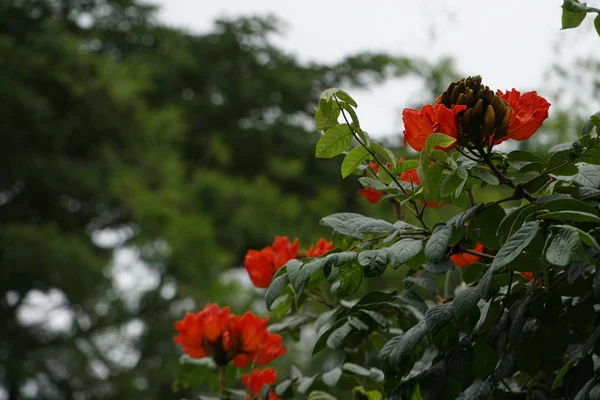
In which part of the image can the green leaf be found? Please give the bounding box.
[425,133,457,151]
[470,166,499,185]
[507,150,546,163]
[343,363,370,377]
[341,146,372,178]
[546,228,583,266]
[425,303,455,335]
[335,89,357,107]
[298,376,317,394]
[425,224,452,263]
[395,290,428,313]
[387,239,423,269]
[452,287,481,320]
[538,210,600,224]
[405,274,440,295]
[359,177,388,191]
[391,159,420,175]
[595,14,600,36]
[472,203,506,250]
[309,391,338,400]
[423,258,455,274]
[553,359,578,390]
[574,164,600,188]
[265,273,289,310]
[582,325,600,357]
[316,124,353,158]
[387,321,428,365]
[371,142,396,167]
[441,171,466,197]
[492,221,540,271]
[358,249,388,277]
[449,203,484,227]
[539,197,600,216]
[322,368,342,387]
[460,379,492,400]
[420,363,447,400]
[562,5,587,29]
[295,252,356,299]
[336,262,364,297]
[324,320,353,350]
[422,162,444,202]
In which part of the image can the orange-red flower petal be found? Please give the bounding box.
[451,242,485,268]
[402,104,465,152]
[244,248,277,288]
[496,89,550,143]
[307,238,334,257]
[173,304,232,359]
[272,236,299,268]
[358,187,383,204]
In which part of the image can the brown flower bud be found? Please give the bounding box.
[438,75,511,149]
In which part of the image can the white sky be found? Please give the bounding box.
[152,0,596,137]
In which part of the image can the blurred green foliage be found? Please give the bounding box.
[0,1,465,398]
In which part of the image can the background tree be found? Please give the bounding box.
[0,1,460,398]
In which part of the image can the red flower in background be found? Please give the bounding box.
[174,304,232,359]
[228,312,287,368]
[243,368,281,400]
[520,272,535,281]
[402,103,466,152]
[495,89,550,144]
[307,238,334,257]
[451,242,485,268]
[358,187,383,204]
[272,236,299,268]
[174,307,287,368]
[245,236,298,288]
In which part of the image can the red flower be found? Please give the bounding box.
[243,368,281,400]
[495,89,550,144]
[229,312,287,368]
[520,272,534,281]
[174,304,232,359]
[402,104,466,152]
[244,236,298,288]
[451,242,485,268]
[272,236,299,268]
[358,187,383,204]
[358,162,383,203]
[307,238,334,257]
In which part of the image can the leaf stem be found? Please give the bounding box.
[334,96,430,232]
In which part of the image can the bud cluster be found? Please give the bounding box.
[438,76,511,150]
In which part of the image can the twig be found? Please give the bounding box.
[335,96,430,232]
[463,249,495,259]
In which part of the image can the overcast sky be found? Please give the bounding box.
[152,0,595,138]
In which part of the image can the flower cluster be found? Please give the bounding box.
[402,77,550,153]
[243,368,280,400]
[173,304,286,368]
[358,161,442,207]
[244,236,333,288]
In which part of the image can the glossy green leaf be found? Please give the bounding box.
[405,274,440,295]
[341,146,372,178]
[387,239,423,269]
[425,303,455,335]
[265,272,289,310]
[452,286,481,319]
[546,228,583,266]
[322,368,342,387]
[358,249,388,277]
[425,224,452,263]
[492,221,540,271]
[316,124,353,158]
[562,6,587,29]
[539,210,600,223]
[425,133,457,151]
